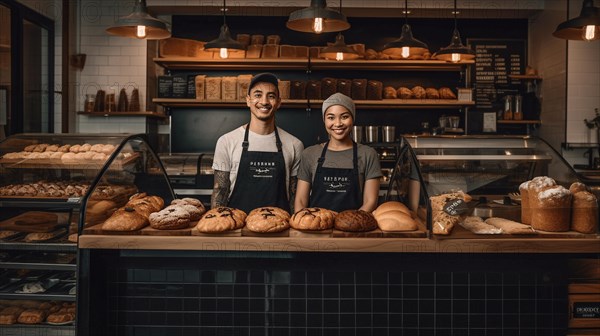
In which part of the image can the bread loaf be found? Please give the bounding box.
[337,79,352,97]
[569,182,587,194]
[430,191,471,235]
[425,88,440,99]
[101,195,164,231]
[411,86,426,99]
[397,87,413,99]
[367,80,383,100]
[236,74,252,101]
[290,80,306,99]
[383,86,397,99]
[205,77,222,100]
[17,309,46,324]
[460,216,503,234]
[196,207,247,233]
[571,191,598,234]
[221,76,238,101]
[246,44,262,59]
[439,87,457,99]
[351,79,367,100]
[519,181,531,224]
[530,185,571,232]
[290,207,336,231]
[375,210,418,231]
[373,201,411,217]
[307,80,322,100]
[279,45,295,58]
[278,80,290,100]
[484,217,535,235]
[334,210,377,232]
[246,207,290,233]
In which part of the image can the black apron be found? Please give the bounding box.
[228,124,290,213]
[309,141,362,212]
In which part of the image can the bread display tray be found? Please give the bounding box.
[0,152,139,169]
[0,212,68,233]
[142,222,195,236]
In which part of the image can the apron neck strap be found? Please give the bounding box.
[318,141,358,167]
[243,122,282,152]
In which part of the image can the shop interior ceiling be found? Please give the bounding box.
[150,0,544,19]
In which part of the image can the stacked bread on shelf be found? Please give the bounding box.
[383,86,457,99]
[1,143,116,162]
[0,300,75,325]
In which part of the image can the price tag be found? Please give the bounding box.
[443,199,469,216]
[67,197,81,204]
[573,302,600,318]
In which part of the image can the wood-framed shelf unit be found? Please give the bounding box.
[153,57,475,71]
[77,111,167,119]
[497,120,541,124]
[152,98,476,109]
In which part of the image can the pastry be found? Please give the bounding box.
[24,230,64,243]
[0,313,17,325]
[246,207,290,233]
[460,216,503,234]
[79,143,92,152]
[334,210,378,232]
[411,86,426,99]
[571,191,598,234]
[425,88,440,99]
[57,144,71,152]
[0,230,18,239]
[101,144,116,155]
[69,144,81,153]
[46,311,75,324]
[60,152,77,163]
[90,144,104,152]
[485,217,535,235]
[23,144,37,152]
[33,144,48,152]
[45,144,59,152]
[439,87,457,99]
[17,309,46,324]
[290,207,336,231]
[397,87,413,99]
[531,185,571,232]
[196,207,247,233]
[149,205,191,230]
[50,151,64,160]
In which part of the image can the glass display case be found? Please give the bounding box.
[406,135,580,197]
[0,133,174,335]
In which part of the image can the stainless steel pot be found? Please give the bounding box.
[365,126,379,143]
[382,126,395,142]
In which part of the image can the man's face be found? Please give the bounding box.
[246,82,281,122]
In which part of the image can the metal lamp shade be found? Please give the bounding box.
[105,0,171,40]
[320,33,359,61]
[382,24,429,56]
[286,0,350,33]
[434,28,475,62]
[553,0,600,41]
[204,24,245,51]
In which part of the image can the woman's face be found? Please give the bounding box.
[324,105,354,141]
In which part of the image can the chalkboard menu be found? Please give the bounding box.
[467,39,526,111]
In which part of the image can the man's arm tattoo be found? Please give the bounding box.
[211,170,230,208]
[289,176,298,213]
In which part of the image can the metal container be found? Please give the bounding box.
[382,126,396,142]
[352,126,364,143]
[365,126,379,143]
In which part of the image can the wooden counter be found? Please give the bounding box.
[79,235,600,253]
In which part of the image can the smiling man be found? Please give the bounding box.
[295,93,382,213]
[211,73,304,214]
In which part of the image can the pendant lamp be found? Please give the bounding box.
[553,0,600,41]
[434,0,475,63]
[204,0,245,59]
[287,0,350,34]
[320,33,359,61]
[383,0,428,59]
[106,0,171,40]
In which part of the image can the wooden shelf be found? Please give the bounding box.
[497,120,541,124]
[153,57,474,71]
[0,43,9,52]
[153,98,475,109]
[77,111,167,119]
[508,74,542,80]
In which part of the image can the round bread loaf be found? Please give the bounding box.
[290,207,336,231]
[373,201,411,217]
[246,207,290,233]
[383,86,397,99]
[531,185,571,232]
[519,181,531,224]
[571,191,598,234]
[334,210,378,232]
[196,207,247,233]
[375,210,418,231]
[397,87,413,99]
[411,86,426,99]
[569,182,587,194]
[425,88,440,99]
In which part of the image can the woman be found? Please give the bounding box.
[295,93,382,213]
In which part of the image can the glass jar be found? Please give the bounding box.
[503,95,513,120]
[84,94,95,113]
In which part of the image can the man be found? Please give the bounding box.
[211,73,304,214]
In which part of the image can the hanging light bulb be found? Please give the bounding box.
[204,0,245,58]
[434,0,475,63]
[383,0,429,59]
[554,0,600,41]
[106,0,170,40]
[287,0,350,34]
[320,33,359,61]
[136,25,146,39]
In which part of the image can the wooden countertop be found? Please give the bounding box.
[78,234,600,254]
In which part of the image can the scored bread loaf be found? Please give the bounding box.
[290,207,336,231]
[334,210,378,232]
[246,207,290,233]
[101,194,164,231]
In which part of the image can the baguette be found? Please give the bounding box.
[484,217,535,235]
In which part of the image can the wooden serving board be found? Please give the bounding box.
[190,227,242,237]
[241,227,289,237]
[440,223,597,239]
[141,222,195,236]
[289,228,333,238]
[82,223,143,235]
[0,212,67,233]
[332,228,383,238]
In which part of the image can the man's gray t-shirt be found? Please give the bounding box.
[297,143,382,192]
